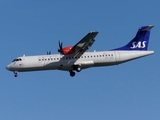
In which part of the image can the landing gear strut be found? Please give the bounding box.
[69,71,75,77]
[76,67,81,72]
[14,71,18,77]
[73,65,81,72]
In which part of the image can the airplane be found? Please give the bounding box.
[6,25,154,77]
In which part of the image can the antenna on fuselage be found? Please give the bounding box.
[47,51,51,55]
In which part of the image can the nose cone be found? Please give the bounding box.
[6,64,10,70]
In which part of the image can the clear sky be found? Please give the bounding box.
[1,0,160,120]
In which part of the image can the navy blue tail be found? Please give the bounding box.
[113,25,154,51]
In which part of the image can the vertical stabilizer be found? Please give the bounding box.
[113,25,154,50]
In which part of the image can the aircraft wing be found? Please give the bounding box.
[73,31,99,56]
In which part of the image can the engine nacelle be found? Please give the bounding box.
[61,46,75,55]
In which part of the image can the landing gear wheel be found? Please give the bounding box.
[14,74,18,77]
[14,71,18,77]
[73,65,81,72]
[76,67,81,72]
[70,71,75,77]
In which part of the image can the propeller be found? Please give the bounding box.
[58,41,63,54]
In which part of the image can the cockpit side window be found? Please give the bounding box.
[19,58,22,61]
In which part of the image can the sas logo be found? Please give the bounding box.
[131,41,147,49]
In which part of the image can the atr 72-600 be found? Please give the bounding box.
[6,25,154,77]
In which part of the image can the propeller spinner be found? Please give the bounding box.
[57,41,75,55]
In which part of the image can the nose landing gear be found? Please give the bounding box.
[14,71,18,77]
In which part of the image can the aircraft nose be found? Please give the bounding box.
[6,64,10,70]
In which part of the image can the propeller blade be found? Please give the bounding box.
[59,41,63,49]
[58,41,63,53]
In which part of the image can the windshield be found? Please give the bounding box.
[12,58,22,62]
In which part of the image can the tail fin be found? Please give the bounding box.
[113,25,154,50]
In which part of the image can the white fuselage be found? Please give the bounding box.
[6,50,154,72]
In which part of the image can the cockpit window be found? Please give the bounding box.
[12,58,22,62]
[12,59,15,62]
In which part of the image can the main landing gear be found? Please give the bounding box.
[76,67,81,72]
[69,70,75,77]
[69,65,82,77]
[14,71,18,77]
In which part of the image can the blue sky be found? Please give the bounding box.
[1,0,160,120]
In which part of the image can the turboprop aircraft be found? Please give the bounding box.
[6,25,154,77]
